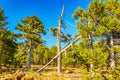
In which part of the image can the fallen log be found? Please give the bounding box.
[37,36,81,72]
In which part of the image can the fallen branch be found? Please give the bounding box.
[37,36,81,72]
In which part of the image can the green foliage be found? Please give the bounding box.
[50,27,58,36]
[14,44,27,68]
[49,46,57,65]
[72,0,120,74]
[0,7,17,72]
[0,31,17,68]
[32,45,45,65]
[16,15,46,71]
[32,45,57,65]
[17,15,46,44]
[62,57,75,67]
[30,68,35,73]
[110,69,120,79]
[113,46,120,53]
[0,7,7,27]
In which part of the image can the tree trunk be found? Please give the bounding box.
[89,33,95,78]
[88,17,95,78]
[0,52,2,74]
[86,63,90,72]
[110,33,115,69]
[90,62,95,78]
[57,17,61,73]
[27,44,32,71]
[57,5,64,73]
[88,32,93,51]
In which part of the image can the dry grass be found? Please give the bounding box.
[1,66,119,80]
[0,70,82,80]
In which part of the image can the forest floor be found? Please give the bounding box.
[0,65,117,80]
[0,65,84,80]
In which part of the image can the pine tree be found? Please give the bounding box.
[16,15,46,71]
[73,0,109,77]
[73,0,120,73]
[0,7,17,73]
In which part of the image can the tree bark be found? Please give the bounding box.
[0,52,2,74]
[27,43,32,71]
[89,32,95,78]
[110,33,115,69]
[57,24,61,73]
[57,5,64,73]
[88,17,95,78]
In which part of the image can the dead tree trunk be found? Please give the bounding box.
[57,5,64,73]
[57,18,61,73]
[37,36,81,72]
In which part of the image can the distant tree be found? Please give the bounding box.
[32,45,57,65]
[49,46,57,66]
[16,15,46,71]
[14,44,27,68]
[62,46,76,68]
[33,45,50,65]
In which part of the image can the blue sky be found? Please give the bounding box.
[0,0,91,47]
